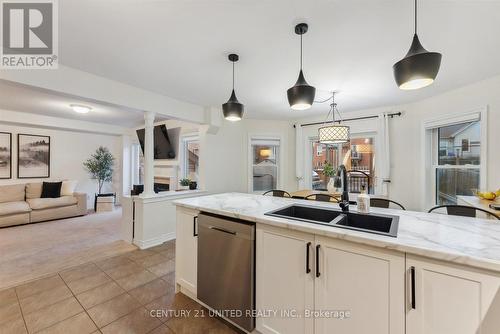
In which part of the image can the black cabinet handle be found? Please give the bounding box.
[315,244,321,278]
[410,266,416,309]
[306,242,311,274]
[193,216,198,237]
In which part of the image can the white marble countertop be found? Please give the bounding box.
[123,189,207,202]
[174,192,500,273]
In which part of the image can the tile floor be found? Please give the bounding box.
[0,240,238,334]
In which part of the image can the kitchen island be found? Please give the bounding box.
[173,192,500,334]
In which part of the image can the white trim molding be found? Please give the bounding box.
[247,134,284,193]
[133,232,176,250]
[420,106,488,209]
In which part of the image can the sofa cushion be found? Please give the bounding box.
[27,196,77,210]
[61,180,78,196]
[0,184,25,203]
[0,201,31,216]
[26,182,43,199]
[41,181,63,198]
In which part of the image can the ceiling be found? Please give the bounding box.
[54,0,500,119]
[0,80,167,128]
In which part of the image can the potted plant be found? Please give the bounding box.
[83,146,115,211]
[323,163,338,193]
[179,178,191,191]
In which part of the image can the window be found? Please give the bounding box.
[310,137,375,193]
[434,121,481,205]
[131,143,144,185]
[250,138,280,193]
[182,137,199,181]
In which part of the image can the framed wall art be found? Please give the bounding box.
[17,134,50,178]
[0,132,12,179]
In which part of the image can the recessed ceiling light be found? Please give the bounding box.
[70,104,92,114]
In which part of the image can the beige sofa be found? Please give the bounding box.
[0,183,87,228]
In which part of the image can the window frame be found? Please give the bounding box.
[305,132,377,191]
[422,107,488,209]
[180,134,200,181]
[248,135,283,194]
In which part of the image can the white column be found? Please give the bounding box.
[141,111,156,197]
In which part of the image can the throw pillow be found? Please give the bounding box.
[61,180,78,196]
[40,181,62,198]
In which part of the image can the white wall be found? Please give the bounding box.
[391,76,500,211]
[199,118,296,194]
[294,75,500,211]
[0,113,124,209]
[0,65,206,124]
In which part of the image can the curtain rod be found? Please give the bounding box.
[294,112,402,128]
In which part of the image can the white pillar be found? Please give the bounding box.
[141,111,156,197]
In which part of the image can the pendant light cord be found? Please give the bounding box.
[314,95,333,103]
[331,93,336,123]
[414,0,417,35]
[321,92,335,125]
[300,34,302,70]
[232,61,235,90]
[332,92,344,123]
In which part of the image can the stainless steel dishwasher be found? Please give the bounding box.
[197,212,255,332]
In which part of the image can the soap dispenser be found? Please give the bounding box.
[357,184,370,214]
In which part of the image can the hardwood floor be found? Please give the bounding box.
[0,208,136,290]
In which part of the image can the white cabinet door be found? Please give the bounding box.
[175,207,199,296]
[256,225,315,334]
[406,255,500,334]
[315,236,405,334]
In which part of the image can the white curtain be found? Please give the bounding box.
[295,123,304,188]
[376,113,391,196]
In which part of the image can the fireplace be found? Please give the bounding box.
[154,176,171,192]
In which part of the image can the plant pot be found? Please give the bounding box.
[327,178,336,193]
[94,193,116,212]
[178,185,189,191]
[189,181,197,190]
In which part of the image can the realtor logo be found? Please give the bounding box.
[1,0,58,69]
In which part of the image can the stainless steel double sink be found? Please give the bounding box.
[265,204,399,237]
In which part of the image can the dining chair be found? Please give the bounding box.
[347,170,371,193]
[428,205,500,220]
[262,190,292,198]
[304,194,340,203]
[370,198,406,210]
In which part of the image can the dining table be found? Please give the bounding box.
[456,195,500,220]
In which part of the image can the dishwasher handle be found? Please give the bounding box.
[209,226,237,235]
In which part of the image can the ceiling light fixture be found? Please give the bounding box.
[222,53,244,122]
[393,0,442,90]
[70,104,92,114]
[287,23,316,110]
[318,92,350,144]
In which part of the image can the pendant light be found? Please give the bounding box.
[393,0,442,90]
[287,23,316,110]
[222,54,244,121]
[318,93,350,144]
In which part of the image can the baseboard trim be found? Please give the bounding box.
[133,232,175,249]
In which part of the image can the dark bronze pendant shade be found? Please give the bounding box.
[393,0,442,90]
[287,69,316,110]
[287,23,316,110]
[222,89,244,121]
[222,54,244,121]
